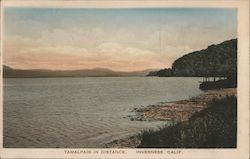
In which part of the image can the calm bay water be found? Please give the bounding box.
[3,77,202,148]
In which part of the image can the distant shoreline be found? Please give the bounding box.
[3,76,206,78]
[105,88,236,148]
[2,65,158,78]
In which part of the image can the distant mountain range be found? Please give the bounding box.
[3,65,158,78]
[148,39,237,77]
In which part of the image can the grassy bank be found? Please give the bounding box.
[137,95,237,148]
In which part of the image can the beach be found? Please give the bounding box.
[106,88,237,148]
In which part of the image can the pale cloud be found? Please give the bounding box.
[4,33,169,71]
[2,27,216,71]
[3,8,236,71]
[96,42,167,70]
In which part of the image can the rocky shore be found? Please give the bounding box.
[106,88,236,148]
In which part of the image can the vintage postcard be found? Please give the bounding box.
[0,0,249,158]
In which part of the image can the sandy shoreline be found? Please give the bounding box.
[105,88,236,148]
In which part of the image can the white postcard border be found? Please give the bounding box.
[0,0,249,159]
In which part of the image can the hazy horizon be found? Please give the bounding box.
[3,64,160,72]
[4,8,237,71]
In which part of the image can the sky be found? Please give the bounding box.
[3,8,237,71]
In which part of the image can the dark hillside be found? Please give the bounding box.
[172,39,237,77]
[148,39,237,78]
